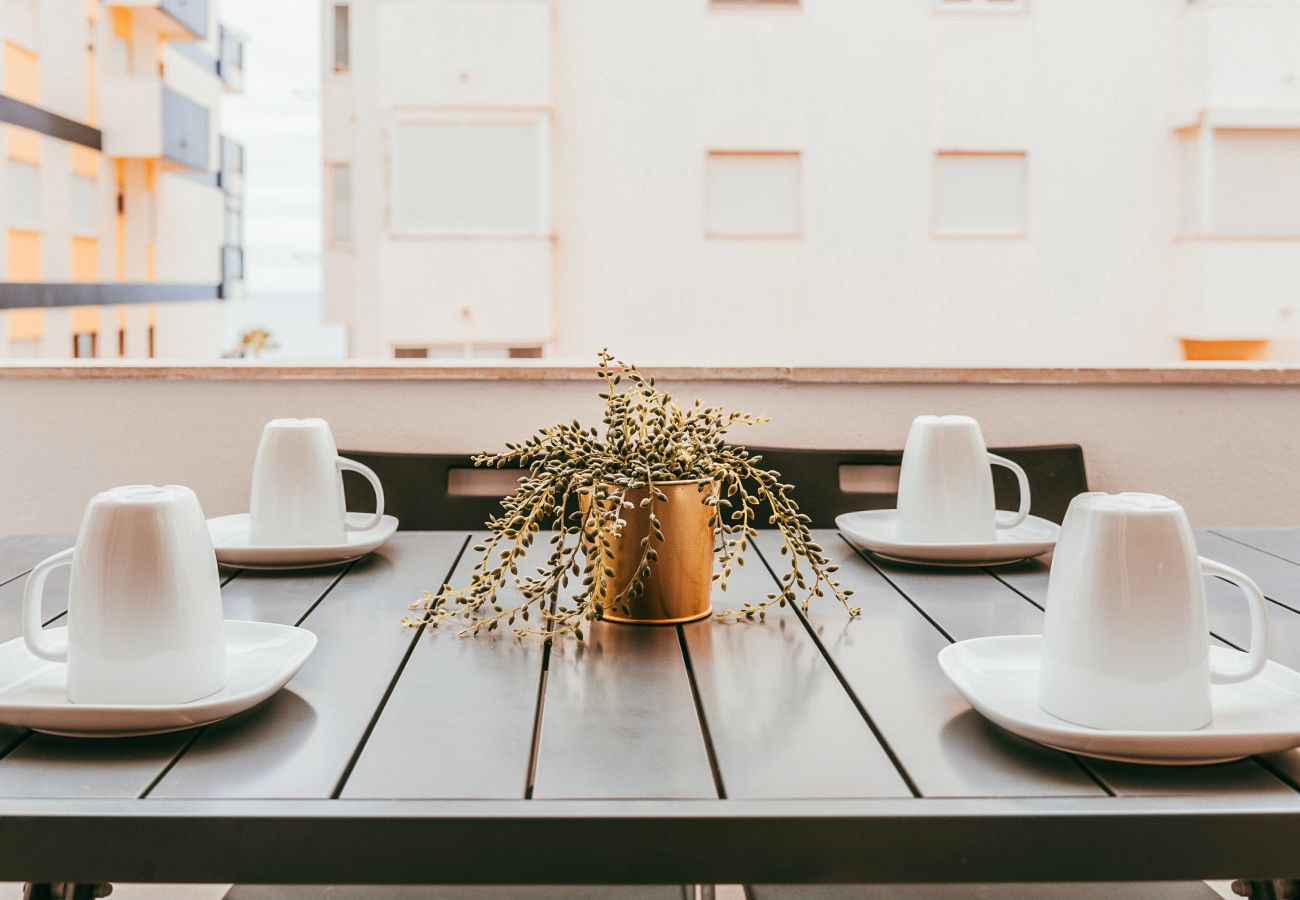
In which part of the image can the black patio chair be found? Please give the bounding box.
[340,444,1088,531]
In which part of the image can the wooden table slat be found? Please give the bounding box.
[147,533,468,799]
[758,531,1103,798]
[680,541,912,800]
[533,618,717,799]
[341,533,546,800]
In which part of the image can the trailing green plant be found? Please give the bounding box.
[404,350,860,640]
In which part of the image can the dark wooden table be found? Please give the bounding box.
[2,528,1300,888]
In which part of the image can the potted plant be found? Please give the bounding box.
[406,351,859,640]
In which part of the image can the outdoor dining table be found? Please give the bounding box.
[2,527,1300,892]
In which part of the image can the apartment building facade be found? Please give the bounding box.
[0,0,244,359]
[320,0,1300,365]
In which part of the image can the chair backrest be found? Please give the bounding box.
[341,444,1088,531]
[340,451,528,531]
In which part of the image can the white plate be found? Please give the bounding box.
[0,620,317,738]
[938,634,1300,765]
[835,509,1059,567]
[208,513,398,570]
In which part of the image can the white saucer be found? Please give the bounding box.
[0,620,316,738]
[835,510,1059,567]
[939,635,1300,765]
[208,513,399,570]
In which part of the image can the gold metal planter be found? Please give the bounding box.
[580,479,718,625]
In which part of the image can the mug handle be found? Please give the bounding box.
[1201,557,1269,685]
[337,456,385,532]
[22,548,74,663]
[987,454,1031,530]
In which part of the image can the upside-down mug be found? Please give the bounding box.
[895,415,1031,544]
[23,485,228,705]
[1038,492,1269,731]
[249,418,385,546]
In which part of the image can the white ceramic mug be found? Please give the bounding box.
[895,415,1030,543]
[1039,492,1269,731]
[23,485,228,705]
[248,418,385,546]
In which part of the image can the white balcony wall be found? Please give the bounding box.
[379,239,553,348]
[4,368,1300,531]
[0,0,37,50]
[155,170,223,282]
[375,0,551,107]
[152,300,224,356]
[1179,239,1300,336]
[702,11,806,149]
[932,13,1031,149]
[35,0,87,121]
[99,78,166,158]
[1199,0,1300,109]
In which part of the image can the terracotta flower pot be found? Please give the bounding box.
[579,479,719,624]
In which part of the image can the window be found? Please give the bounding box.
[705,151,801,238]
[72,175,97,236]
[72,332,97,358]
[5,160,40,230]
[932,151,1028,236]
[329,163,352,245]
[333,3,350,73]
[710,0,800,7]
[934,0,1027,11]
[391,120,545,236]
[1211,129,1300,235]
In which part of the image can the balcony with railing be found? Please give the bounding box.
[108,0,209,41]
[99,81,210,170]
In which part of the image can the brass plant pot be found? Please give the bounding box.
[580,479,718,625]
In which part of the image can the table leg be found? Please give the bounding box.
[1232,880,1300,899]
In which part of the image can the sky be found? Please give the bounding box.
[220,0,322,297]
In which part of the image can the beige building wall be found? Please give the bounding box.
[321,0,1300,364]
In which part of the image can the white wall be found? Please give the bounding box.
[155,172,224,282]
[1,367,1298,532]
